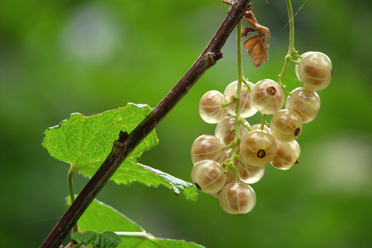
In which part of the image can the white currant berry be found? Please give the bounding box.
[240,130,277,167]
[271,140,300,170]
[214,116,249,146]
[199,90,229,124]
[223,81,257,118]
[270,109,302,142]
[219,182,256,215]
[285,87,321,123]
[191,160,226,194]
[236,160,265,184]
[251,79,285,114]
[295,51,333,91]
[191,135,225,165]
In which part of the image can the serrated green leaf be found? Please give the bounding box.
[74,198,204,248]
[43,103,197,200]
[43,103,158,173]
[137,164,197,201]
[70,198,143,232]
[72,230,121,248]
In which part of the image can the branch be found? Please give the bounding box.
[41,1,251,247]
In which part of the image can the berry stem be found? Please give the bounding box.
[222,98,238,108]
[235,20,244,126]
[260,114,267,130]
[239,119,251,132]
[229,20,244,165]
[283,88,292,96]
[237,21,245,85]
[277,0,296,88]
[227,20,247,180]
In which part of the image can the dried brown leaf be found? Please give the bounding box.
[244,11,271,39]
[243,35,270,68]
[255,23,271,39]
[241,27,255,38]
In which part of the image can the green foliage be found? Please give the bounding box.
[73,198,203,248]
[42,103,158,175]
[42,103,197,200]
[72,231,122,248]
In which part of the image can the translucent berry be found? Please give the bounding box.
[271,140,300,170]
[270,109,302,142]
[191,135,225,165]
[199,90,229,124]
[251,79,285,114]
[219,182,256,215]
[236,160,265,184]
[214,116,249,146]
[285,87,321,123]
[240,130,277,167]
[191,160,226,194]
[223,81,257,118]
[295,51,332,91]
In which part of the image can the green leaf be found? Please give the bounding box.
[43,103,197,200]
[74,198,204,248]
[72,230,121,248]
[137,164,197,201]
[69,197,143,233]
[43,103,158,173]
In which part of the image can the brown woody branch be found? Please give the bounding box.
[41,0,251,247]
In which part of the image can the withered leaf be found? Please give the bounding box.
[241,27,255,38]
[244,11,271,39]
[244,35,270,68]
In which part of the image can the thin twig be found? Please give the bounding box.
[41,1,251,247]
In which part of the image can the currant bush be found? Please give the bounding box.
[190,0,332,215]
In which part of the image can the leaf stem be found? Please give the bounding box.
[40,1,251,247]
[67,168,78,234]
[277,0,296,88]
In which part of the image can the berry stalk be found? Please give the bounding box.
[277,0,296,88]
[223,20,246,181]
[233,20,244,148]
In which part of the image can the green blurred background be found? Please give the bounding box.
[1,0,372,247]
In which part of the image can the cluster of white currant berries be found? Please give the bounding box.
[190,52,333,215]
